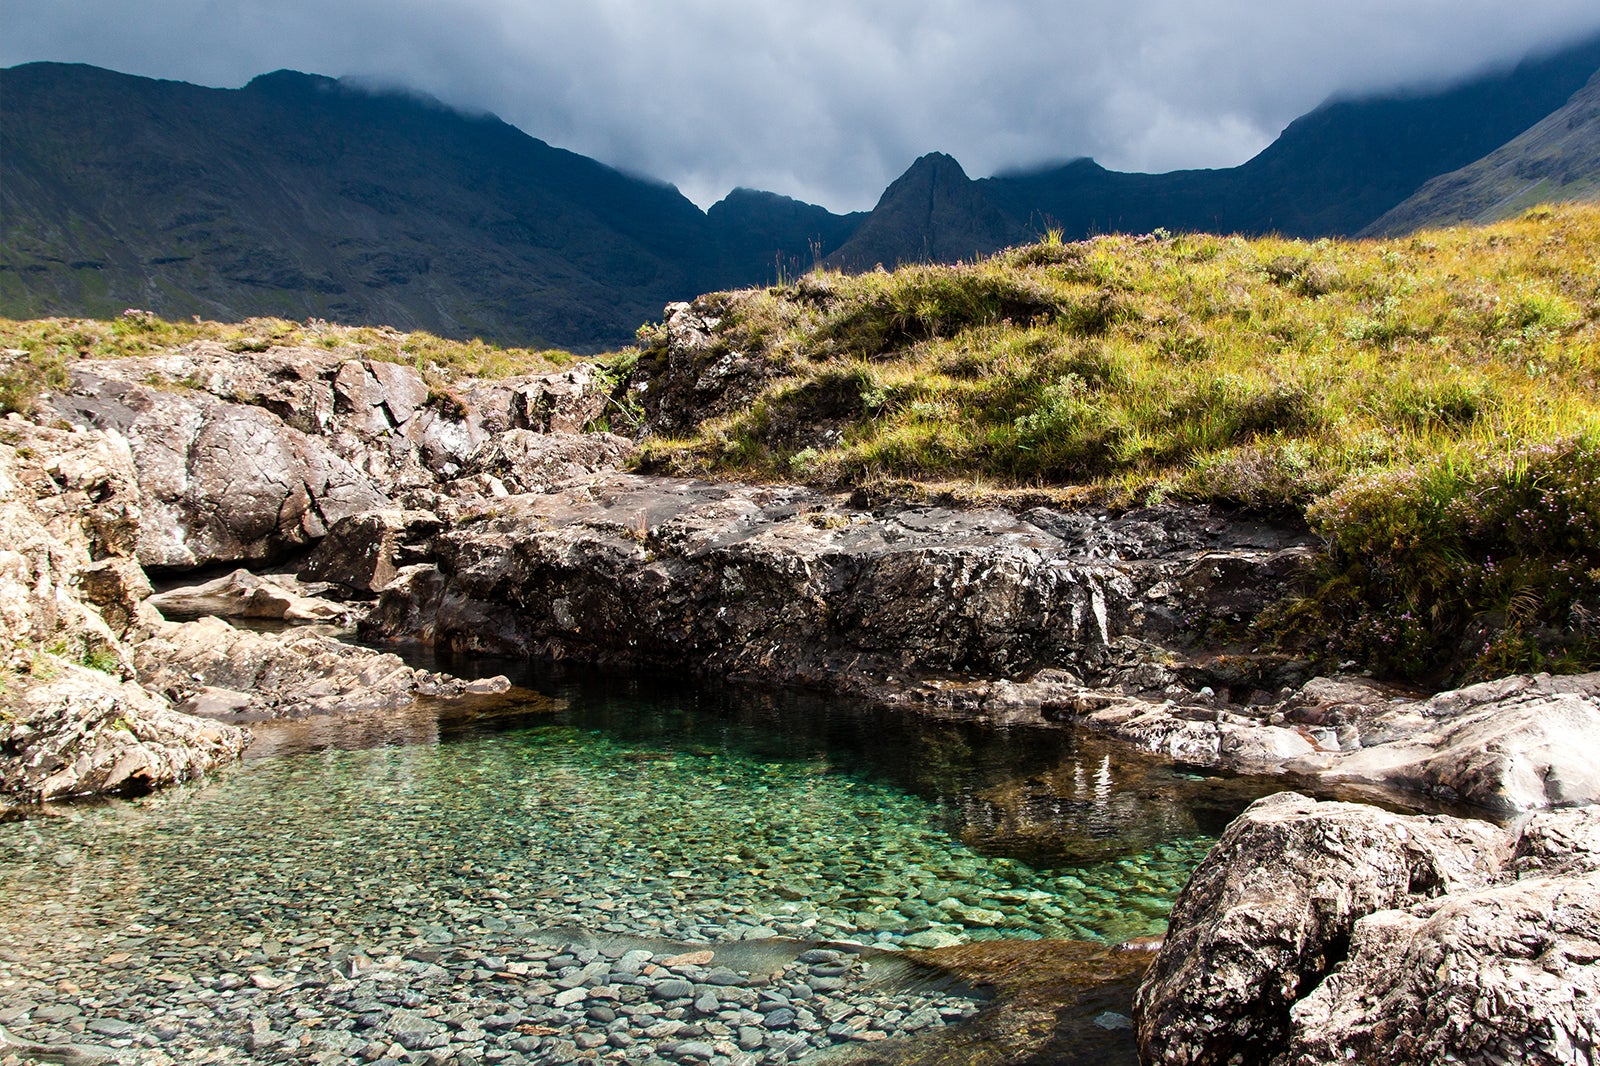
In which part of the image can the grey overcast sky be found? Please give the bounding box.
[5,1,1600,212]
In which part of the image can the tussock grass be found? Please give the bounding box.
[637,203,1600,680]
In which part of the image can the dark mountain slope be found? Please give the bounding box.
[827,31,1600,267]
[0,64,861,349]
[1216,30,1600,236]
[6,33,1600,338]
[1364,69,1600,234]
[821,153,1018,271]
[706,188,866,284]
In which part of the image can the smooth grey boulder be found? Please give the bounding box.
[51,370,389,569]
[148,569,353,625]
[1297,672,1600,812]
[1133,792,1508,1065]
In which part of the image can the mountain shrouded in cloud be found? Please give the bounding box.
[5,31,1600,347]
[1363,68,1600,234]
[0,63,862,349]
[5,0,1600,211]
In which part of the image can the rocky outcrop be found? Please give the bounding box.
[866,668,1600,812]
[43,344,622,571]
[1293,672,1600,812]
[505,362,612,434]
[0,419,250,807]
[461,429,636,496]
[634,299,786,436]
[1,660,248,804]
[1135,795,1600,1066]
[1286,871,1600,1065]
[0,386,521,808]
[0,421,143,671]
[133,615,507,722]
[365,473,1316,697]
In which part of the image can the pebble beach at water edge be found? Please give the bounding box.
[0,934,984,1065]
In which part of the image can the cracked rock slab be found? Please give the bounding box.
[1133,792,1508,1065]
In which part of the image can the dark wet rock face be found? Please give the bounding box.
[367,473,1316,701]
[298,509,443,593]
[1136,796,1600,1066]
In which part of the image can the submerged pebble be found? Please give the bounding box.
[0,696,1247,1064]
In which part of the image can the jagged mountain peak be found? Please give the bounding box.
[823,152,1019,270]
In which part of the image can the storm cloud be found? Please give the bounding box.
[6,1,1600,210]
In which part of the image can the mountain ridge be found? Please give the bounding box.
[1363,68,1600,235]
[5,35,1600,346]
[825,30,1600,267]
[0,62,859,349]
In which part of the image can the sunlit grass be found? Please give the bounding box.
[634,203,1600,679]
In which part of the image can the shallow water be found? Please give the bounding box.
[0,668,1288,1062]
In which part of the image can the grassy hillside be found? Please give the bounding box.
[636,204,1600,681]
[6,207,1597,682]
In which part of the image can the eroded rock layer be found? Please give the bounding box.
[365,473,1316,698]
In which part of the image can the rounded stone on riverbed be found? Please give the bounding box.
[653,979,696,1001]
